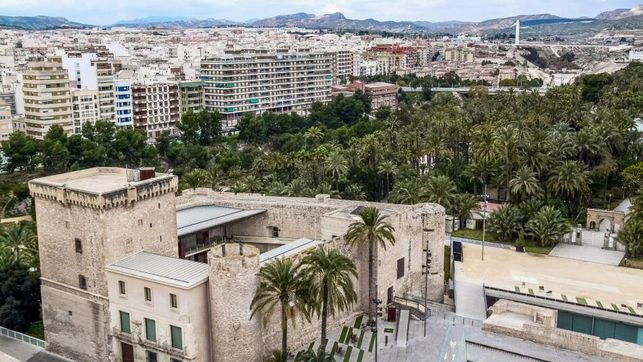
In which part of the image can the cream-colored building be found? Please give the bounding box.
[22,57,73,139]
[71,89,100,134]
[30,168,445,362]
[444,46,475,63]
[107,252,210,362]
[0,99,12,142]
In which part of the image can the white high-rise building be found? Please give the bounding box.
[114,80,133,128]
[515,20,520,46]
[201,50,333,127]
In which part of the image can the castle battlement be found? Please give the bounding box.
[29,167,178,209]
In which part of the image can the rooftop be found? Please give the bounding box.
[107,251,208,288]
[29,167,173,195]
[176,205,266,237]
[461,243,643,313]
[260,238,322,264]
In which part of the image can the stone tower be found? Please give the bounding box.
[209,243,264,362]
[28,167,178,361]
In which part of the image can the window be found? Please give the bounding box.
[170,359,182,362]
[170,325,183,349]
[119,311,131,333]
[170,293,178,309]
[78,275,87,290]
[146,350,158,362]
[144,287,152,302]
[145,318,156,342]
[396,258,405,279]
[74,238,82,253]
[271,226,280,238]
[118,281,126,295]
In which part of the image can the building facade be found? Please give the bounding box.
[0,99,13,141]
[114,80,134,128]
[132,82,180,138]
[178,81,205,114]
[22,57,73,139]
[71,89,99,133]
[201,50,333,126]
[444,46,475,62]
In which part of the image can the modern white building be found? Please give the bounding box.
[201,50,333,126]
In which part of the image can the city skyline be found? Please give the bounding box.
[0,0,640,25]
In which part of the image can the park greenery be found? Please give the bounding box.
[0,63,641,339]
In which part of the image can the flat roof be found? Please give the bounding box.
[29,167,173,195]
[177,205,266,237]
[107,251,208,288]
[260,238,321,264]
[461,243,643,312]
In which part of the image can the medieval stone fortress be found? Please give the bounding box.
[27,167,445,361]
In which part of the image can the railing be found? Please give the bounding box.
[0,326,46,349]
[394,296,430,319]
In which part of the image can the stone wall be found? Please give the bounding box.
[209,244,264,362]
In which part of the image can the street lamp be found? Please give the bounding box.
[371,297,383,362]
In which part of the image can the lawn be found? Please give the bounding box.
[452,228,500,242]
[522,240,556,255]
[624,258,643,270]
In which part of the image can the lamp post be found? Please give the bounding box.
[371,296,383,362]
[481,185,489,261]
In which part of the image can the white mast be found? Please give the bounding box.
[515,20,520,46]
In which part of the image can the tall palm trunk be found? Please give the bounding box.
[367,239,374,324]
[281,301,288,357]
[321,279,329,343]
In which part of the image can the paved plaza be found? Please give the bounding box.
[549,242,624,265]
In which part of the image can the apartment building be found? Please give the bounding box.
[132,82,180,138]
[331,80,399,110]
[444,46,475,62]
[71,89,99,133]
[62,53,116,122]
[114,80,134,128]
[22,57,73,139]
[331,50,357,85]
[201,50,333,126]
[0,99,13,141]
[178,81,205,114]
[358,60,389,77]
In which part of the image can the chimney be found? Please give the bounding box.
[139,167,156,181]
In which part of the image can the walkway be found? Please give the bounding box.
[549,243,624,265]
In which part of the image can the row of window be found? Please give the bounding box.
[118,281,179,308]
[119,310,183,350]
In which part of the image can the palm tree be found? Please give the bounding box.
[342,184,366,201]
[377,161,398,196]
[450,194,480,229]
[0,221,38,268]
[493,125,518,201]
[325,151,348,191]
[548,160,589,214]
[619,220,643,258]
[305,126,324,146]
[527,206,571,247]
[302,247,357,344]
[181,169,208,190]
[250,257,313,357]
[509,166,542,200]
[488,205,521,243]
[388,178,421,204]
[344,207,395,324]
[423,175,456,207]
[243,175,263,194]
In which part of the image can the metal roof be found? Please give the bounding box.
[107,251,209,288]
[176,205,266,237]
[260,238,321,264]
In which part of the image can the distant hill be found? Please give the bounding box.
[596,5,643,20]
[250,12,428,33]
[0,15,89,30]
[113,16,239,28]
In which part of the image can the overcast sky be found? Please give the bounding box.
[0,0,640,25]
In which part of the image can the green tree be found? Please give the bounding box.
[250,257,313,357]
[450,194,480,229]
[377,161,398,196]
[509,166,542,200]
[0,222,38,269]
[622,162,643,196]
[303,247,357,344]
[423,175,456,206]
[619,219,643,258]
[181,169,208,190]
[0,265,41,332]
[1,132,39,172]
[325,151,348,191]
[527,206,571,247]
[344,207,395,324]
[488,205,520,243]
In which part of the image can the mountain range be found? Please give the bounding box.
[1,5,642,34]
